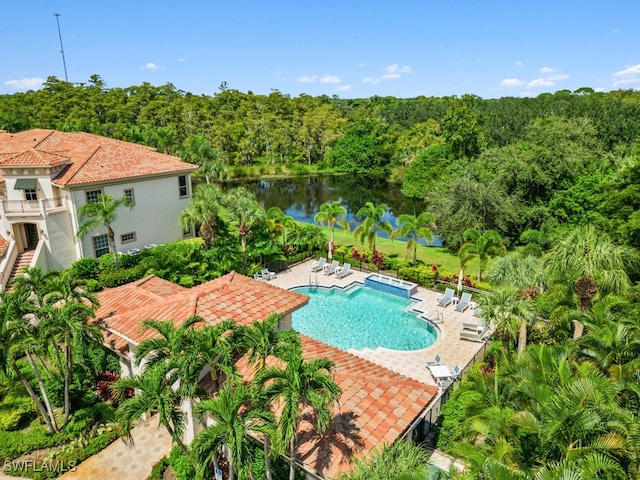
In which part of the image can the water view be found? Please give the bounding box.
[236,174,442,245]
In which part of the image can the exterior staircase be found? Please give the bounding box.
[7,250,35,287]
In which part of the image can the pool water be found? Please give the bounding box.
[291,285,437,351]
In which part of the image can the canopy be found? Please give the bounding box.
[14,178,37,190]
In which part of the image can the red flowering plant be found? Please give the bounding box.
[370,250,386,271]
[431,264,439,278]
[350,247,367,262]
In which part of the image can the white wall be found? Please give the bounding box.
[44,209,78,270]
[71,174,194,259]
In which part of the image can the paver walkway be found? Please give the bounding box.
[59,415,171,480]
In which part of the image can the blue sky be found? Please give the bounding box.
[2,1,639,99]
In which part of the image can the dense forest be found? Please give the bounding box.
[2,75,639,253]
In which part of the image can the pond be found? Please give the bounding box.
[235,174,442,245]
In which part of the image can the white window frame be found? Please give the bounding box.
[24,189,38,201]
[92,234,110,258]
[120,232,136,244]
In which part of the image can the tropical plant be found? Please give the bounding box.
[544,224,637,338]
[391,212,435,265]
[266,207,297,250]
[77,193,134,268]
[353,202,392,252]
[225,187,265,272]
[314,201,350,258]
[478,286,534,352]
[458,228,506,281]
[256,344,341,480]
[181,183,226,248]
[192,379,276,480]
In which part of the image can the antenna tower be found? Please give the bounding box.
[53,13,69,81]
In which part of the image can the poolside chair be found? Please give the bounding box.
[310,257,326,272]
[261,268,276,280]
[473,306,483,318]
[426,354,441,366]
[455,292,472,312]
[324,260,339,275]
[453,365,460,375]
[253,272,265,281]
[335,262,352,279]
[437,288,455,307]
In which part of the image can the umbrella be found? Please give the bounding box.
[327,240,333,260]
[457,269,464,295]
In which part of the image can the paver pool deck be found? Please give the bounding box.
[271,259,490,387]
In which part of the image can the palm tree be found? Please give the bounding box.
[353,202,392,252]
[192,379,276,480]
[113,363,195,467]
[337,441,434,480]
[458,228,506,281]
[77,192,134,268]
[314,201,350,259]
[391,212,436,265]
[39,300,101,427]
[256,344,341,480]
[42,270,99,308]
[487,253,546,295]
[225,187,265,272]
[266,207,297,250]
[134,317,199,371]
[479,285,534,352]
[181,184,225,248]
[11,266,58,306]
[0,290,58,434]
[544,224,637,339]
[240,313,300,372]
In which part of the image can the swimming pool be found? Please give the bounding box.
[291,285,437,351]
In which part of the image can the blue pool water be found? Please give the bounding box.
[291,285,437,351]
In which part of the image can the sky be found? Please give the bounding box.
[2,1,639,99]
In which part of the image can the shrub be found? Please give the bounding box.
[290,163,310,175]
[0,427,68,462]
[98,265,146,288]
[147,456,170,480]
[0,399,35,431]
[71,257,100,280]
[83,279,102,292]
[169,445,196,480]
[398,265,436,287]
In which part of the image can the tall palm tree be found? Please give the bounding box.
[192,379,276,480]
[113,363,195,467]
[353,202,392,252]
[458,228,506,282]
[256,344,341,480]
[77,192,134,268]
[225,187,265,272]
[544,224,637,339]
[181,183,225,248]
[479,285,534,352]
[487,253,546,295]
[314,201,350,259]
[40,300,101,427]
[11,266,58,306]
[42,270,99,308]
[266,207,297,250]
[240,313,300,372]
[391,212,436,265]
[134,317,200,371]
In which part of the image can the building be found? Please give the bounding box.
[95,272,438,479]
[0,129,197,289]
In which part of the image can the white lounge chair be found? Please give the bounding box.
[437,288,455,307]
[426,354,441,366]
[310,257,326,272]
[455,292,472,312]
[473,307,483,318]
[324,260,340,275]
[261,268,276,280]
[253,272,265,281]
[335,263,352,279]
[459,326,488,342]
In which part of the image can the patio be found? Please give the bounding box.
[268,259,491,387]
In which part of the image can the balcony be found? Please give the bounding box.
[1,197,68,216]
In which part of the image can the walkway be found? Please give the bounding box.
[58,415,172,480]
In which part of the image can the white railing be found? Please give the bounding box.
[1,197,68,215]
[0,241,18,291]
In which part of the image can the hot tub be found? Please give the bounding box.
[364,273,418,299]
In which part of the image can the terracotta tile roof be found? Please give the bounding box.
[230,335,438,479]
[0,236,9,258]
[96,272,309,345]
[0,129,197,186]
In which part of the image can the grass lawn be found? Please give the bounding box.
[318,227,483,278]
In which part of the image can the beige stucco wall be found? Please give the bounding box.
[43,208,78,270]
[71,174,194,259]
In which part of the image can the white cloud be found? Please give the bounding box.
[613,64,640,77]
[362,76,379,84]
[514,60,524,67]
[335,84,351,92]
[382,73,401,80]
[177,58,187,63]
[320,74,341,84]
[613,77,640,88]
[527,78,555,88]
[547,74,570,81]
[142,62,164,71]
[384,64,412,75]
[610,64,640,88]
[3,77,44,90]
[500,78,525,87]
[539,66,555,74]
[358,62,366,67]
[296,75,318,83]
[520,91,534,98]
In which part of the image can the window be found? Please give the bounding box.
[182,225,193,238]
[121,232,136,243]
[178,175,189,198]
[85,189,102,203]
[24,189,38,201]
[123,188,135,205]
[92,234,110,258]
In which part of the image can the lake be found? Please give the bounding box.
[235,174,442,246]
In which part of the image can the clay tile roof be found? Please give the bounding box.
[96,273,308,345]
[234,335,438,478]
[0,129,197,186]
[0,236,9,258]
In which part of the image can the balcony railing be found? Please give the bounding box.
[1,197,68,215]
